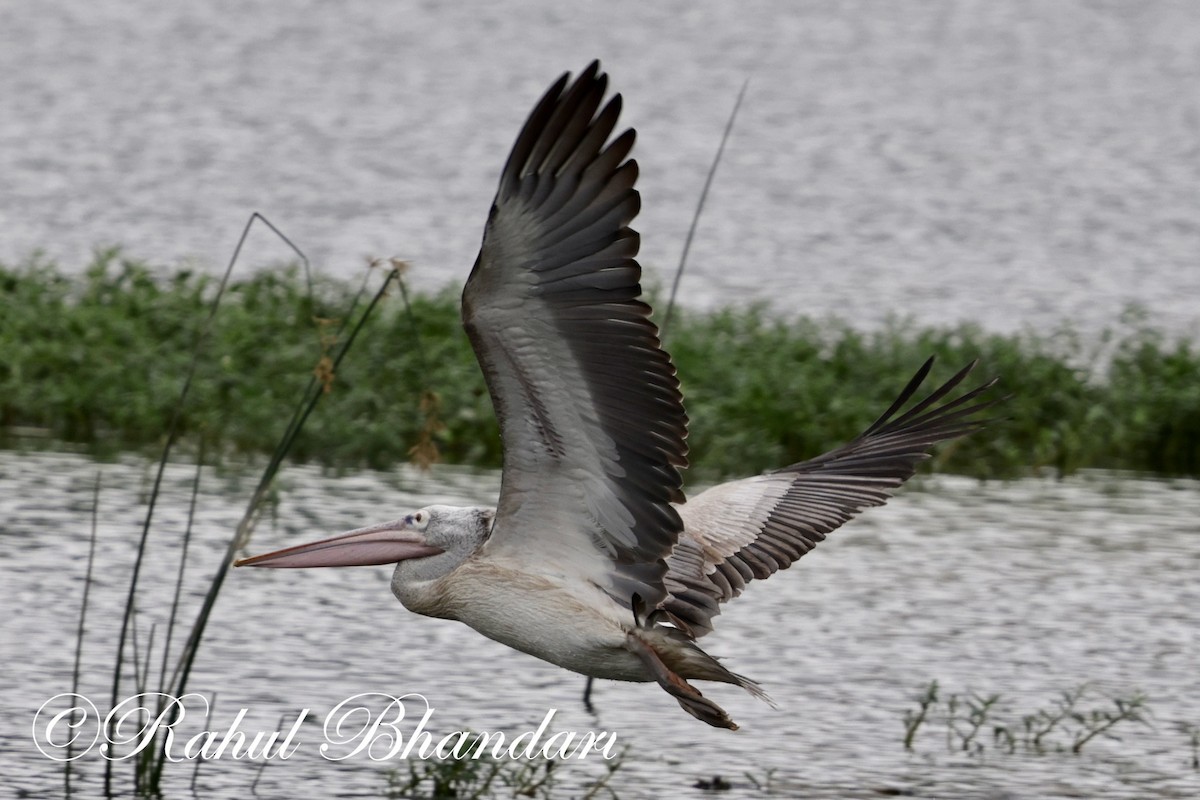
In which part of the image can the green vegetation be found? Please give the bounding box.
[3,250,1199,479]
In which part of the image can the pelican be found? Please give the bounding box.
[236,61,999,729]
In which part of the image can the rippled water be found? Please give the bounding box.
[3,1,1200,336]
[3,451,1198,798]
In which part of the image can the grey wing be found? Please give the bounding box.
[464,62,688,608]
[661,358,1000,637]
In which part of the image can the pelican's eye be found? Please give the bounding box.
[406,510,430,531]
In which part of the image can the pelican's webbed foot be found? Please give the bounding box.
[624,631,739,730]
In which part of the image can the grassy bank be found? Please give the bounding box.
[2,251,1197,479]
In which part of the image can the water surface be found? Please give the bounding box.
[3,451,1198,797]
[2,1,1199,336]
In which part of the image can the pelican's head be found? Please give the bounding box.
[234,504,494,583]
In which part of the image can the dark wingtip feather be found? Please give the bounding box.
[497,62,609,201]
[771,358,1004,477]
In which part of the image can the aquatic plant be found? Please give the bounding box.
[902,679,938,750]
[902,680,1154,758]
[384,733,625,799]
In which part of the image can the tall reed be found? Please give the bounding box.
[64,214,412,795]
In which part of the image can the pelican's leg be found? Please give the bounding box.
[582,677,595,713]
[624,632,738,730]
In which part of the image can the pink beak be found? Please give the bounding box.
[234,520,443,568]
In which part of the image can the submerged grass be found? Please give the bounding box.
[3,251,1199,479]
[902,680,1156,759]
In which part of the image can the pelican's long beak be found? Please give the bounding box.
[234,521,443,568]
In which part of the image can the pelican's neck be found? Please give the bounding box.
[389,505,494,619]
[391,568,462,619]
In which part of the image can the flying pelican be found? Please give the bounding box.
[236,61,999,729]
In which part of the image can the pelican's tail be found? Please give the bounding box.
[729,669,777,709]
[670,634,778,710]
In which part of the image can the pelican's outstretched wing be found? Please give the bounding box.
[464,62,688,608]
[661,359,1000,637]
